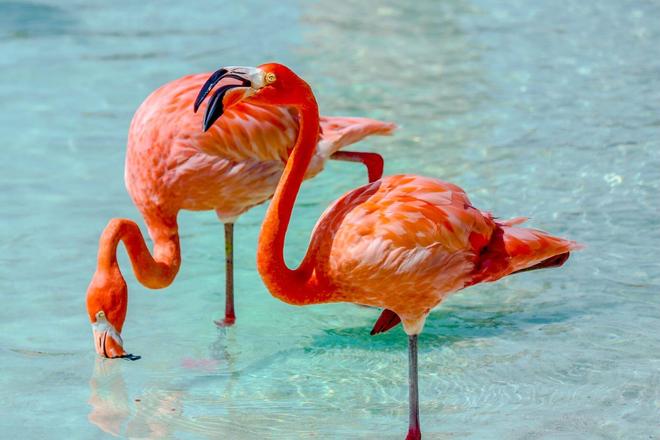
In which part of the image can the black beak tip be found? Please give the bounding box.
[196,70,252,133]
[120,353,141,361]
[193,67,228,114]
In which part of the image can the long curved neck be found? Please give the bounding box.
[87,216,181,332]
[256,94,325,305]
[98,216,180,289]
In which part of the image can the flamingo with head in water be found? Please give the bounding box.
[195,63,581,439]
[85,70,395,359]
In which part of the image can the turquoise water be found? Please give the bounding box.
[2,0,659,438]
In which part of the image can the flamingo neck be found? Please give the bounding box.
[98,216,181,289]
[257,96,326,305]
[88,216,181,332]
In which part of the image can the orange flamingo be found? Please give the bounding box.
[85,71,395,359]
[195,63,581,439]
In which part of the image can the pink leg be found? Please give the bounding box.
[330,151,384,183]
[406,335,422,440]
[215,223,236,327]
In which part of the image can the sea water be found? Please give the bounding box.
[1,0,659,438]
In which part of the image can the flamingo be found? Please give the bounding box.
[195,63,581,439]
[85,70,395,359]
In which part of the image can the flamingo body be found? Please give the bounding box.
[303,174,580,334]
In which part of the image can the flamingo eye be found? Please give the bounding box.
[96,311,105,319]
[265,72,276,84]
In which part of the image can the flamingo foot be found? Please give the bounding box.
[214,315,236,327]
[405,428,421,440]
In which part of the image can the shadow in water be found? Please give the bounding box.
[305,301,580,352]
[85,298,581,438]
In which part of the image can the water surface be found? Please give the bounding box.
[1,0,659,438]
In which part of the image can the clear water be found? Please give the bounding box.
[1,0,659,438]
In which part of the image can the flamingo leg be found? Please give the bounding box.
[406,334,421,440]
[215,223,236,327]
[330,151,384,183]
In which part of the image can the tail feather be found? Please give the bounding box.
[499,216,528,226]
[318,116,396,156]
[501,225,582,274]
[512,251,571,274]
[472,221,582,284]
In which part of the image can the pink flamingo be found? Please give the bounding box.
[85,71,395,359]
[195,63,580,439]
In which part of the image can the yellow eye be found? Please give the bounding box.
[265,72,276,84]
[96,311,105,319]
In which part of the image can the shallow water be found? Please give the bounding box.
[1,0,659,438]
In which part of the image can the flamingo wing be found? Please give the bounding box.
[134,73,395,166]
[130,73,299,163]
[310,175,496,331]
[127,73,395,217]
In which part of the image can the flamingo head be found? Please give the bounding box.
[194,63,313,131]
[86,268,138,360]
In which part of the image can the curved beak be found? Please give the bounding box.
[194,66,266,131]
[91,319,140,360]
[93,328,125,358]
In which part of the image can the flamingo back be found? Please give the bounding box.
[125,73,395,221]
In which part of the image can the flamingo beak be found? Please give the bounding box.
[194,66,267,131]
[91,317,140,360]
